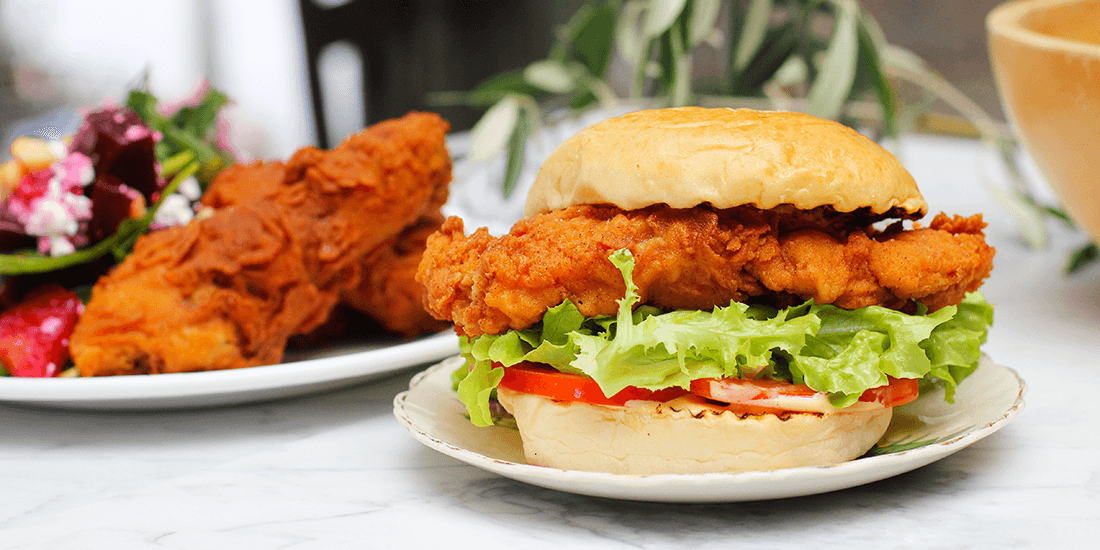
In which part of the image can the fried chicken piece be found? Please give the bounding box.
[867,214,995,310]
[201,159,287,207]
[340,212,450,336]
[745,212,994,312]
[417,205,994,337]
[204,155,448,338]
[277,114,451,292]
[71,112,451,375]
[70,206,333,374]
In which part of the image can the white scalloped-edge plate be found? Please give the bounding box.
[394,355,1025,502]
[0,332,458,410]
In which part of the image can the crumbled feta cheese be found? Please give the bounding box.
[47,234,76,257]
[177,175,202,201]
[153,193,194,227]
[65,192,92,220]
[123,124,153,142]
[25,199,80,236]
[9,158,95,256]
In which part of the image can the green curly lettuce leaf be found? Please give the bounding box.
[456,249,993,426]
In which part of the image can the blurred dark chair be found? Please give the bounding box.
[298,0,582,148]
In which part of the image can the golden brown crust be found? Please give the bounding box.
[418,205,994,337]
[524,107,927,219]
[72,113,452,376]
[341,212,451,337]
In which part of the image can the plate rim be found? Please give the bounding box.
[394,356,1026,502]
[0,331,459,408]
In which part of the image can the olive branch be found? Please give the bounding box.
[431,0,1095,272]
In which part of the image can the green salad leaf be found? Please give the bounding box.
[126,88,234,185]
[456,249,993,426]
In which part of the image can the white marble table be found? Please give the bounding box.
[2,135,1099,549]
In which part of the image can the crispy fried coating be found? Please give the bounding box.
[201,159,287,207]
[71,112,451,375]
[70,206,333,374]
[341,212,450,336]
[417,205,994,337]
[277,114,451,292]
[204,150,448,338]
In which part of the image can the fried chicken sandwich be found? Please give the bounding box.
[417,107,994,475]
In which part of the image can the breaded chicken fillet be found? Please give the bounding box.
[420,205,993,337]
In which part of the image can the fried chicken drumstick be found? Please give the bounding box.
[202,148,449,337]
[418,204,994,338]
[71,112,451,376]
[340,212,450,336]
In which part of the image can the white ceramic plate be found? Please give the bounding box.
[0,332,458,410]
[394,355,1025,502]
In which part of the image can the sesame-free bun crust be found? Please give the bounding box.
[497,388,892,475]
[524,107,927,219]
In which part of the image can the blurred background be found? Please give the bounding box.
[0,0,1005,159]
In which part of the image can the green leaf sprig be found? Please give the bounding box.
[434,0,1097,271]
[126,87,235,187]
[433,0,909,196]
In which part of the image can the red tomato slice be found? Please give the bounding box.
[857,376,920,407]
[496,362,689,406]
[496,362,919,413]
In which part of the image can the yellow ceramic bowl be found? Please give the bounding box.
[988,0,1100,242]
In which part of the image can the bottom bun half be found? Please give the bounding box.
[497,388,892,475]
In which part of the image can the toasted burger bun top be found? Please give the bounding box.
[524,107,927,219]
